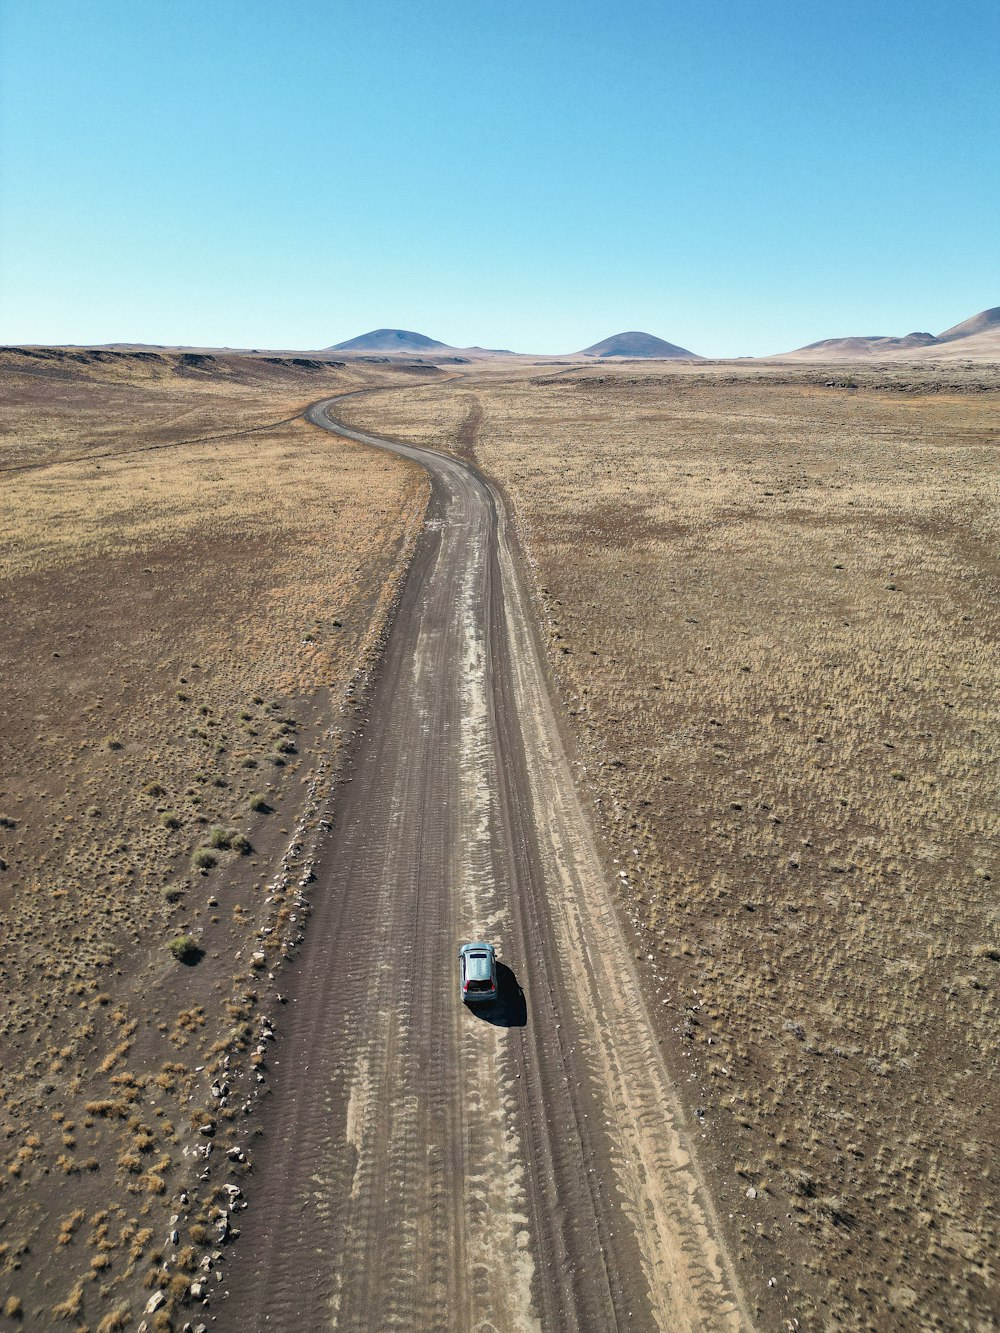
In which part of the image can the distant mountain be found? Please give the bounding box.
[934,305,1000,343]
[328,328,452,353]
[579,331,701,359]
[792,331,938,357]
[779,306,1000,361]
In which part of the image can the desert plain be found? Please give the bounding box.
[0,346,997,1331]
[0,348,428,1326]
[336,358,1000,1330]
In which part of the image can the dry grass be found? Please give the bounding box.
[341,360,1000,1330]
[0,348,428,1323]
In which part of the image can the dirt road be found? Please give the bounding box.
[218,398,748,1330]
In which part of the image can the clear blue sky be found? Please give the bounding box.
[1,0,997,356]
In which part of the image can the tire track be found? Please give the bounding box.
[216,396,751,1331]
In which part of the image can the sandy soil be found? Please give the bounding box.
[336,359,1000,1330]
[4,347,997,1330]
[0,351,428,1327]
[217,401,747,1331]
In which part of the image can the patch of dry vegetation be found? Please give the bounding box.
[341,362,1000,1329]
[0,349,428,1325]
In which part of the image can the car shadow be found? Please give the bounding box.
[468,961,527,1027]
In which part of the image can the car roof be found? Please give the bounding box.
[460,941,494,954]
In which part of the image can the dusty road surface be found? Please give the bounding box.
[219,397,749,1331]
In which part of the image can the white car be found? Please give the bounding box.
[459,941,497,1004]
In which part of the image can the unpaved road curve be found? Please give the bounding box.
[219,397,750,1331]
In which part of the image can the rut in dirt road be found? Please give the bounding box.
[217,397,750,1331]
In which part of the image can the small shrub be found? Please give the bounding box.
[85,1100,130,1120]
[208,826,232,850]
[175,1244,197,1273]
[248,794,270,813]
[160,812,181,830]
[168,936,202,965]
[191,848,216,870]
[96,1306,131,1333]
[51,1281,84,1319]
[161,886,184,904]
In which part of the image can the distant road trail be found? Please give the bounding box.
[219,395,749,1331]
